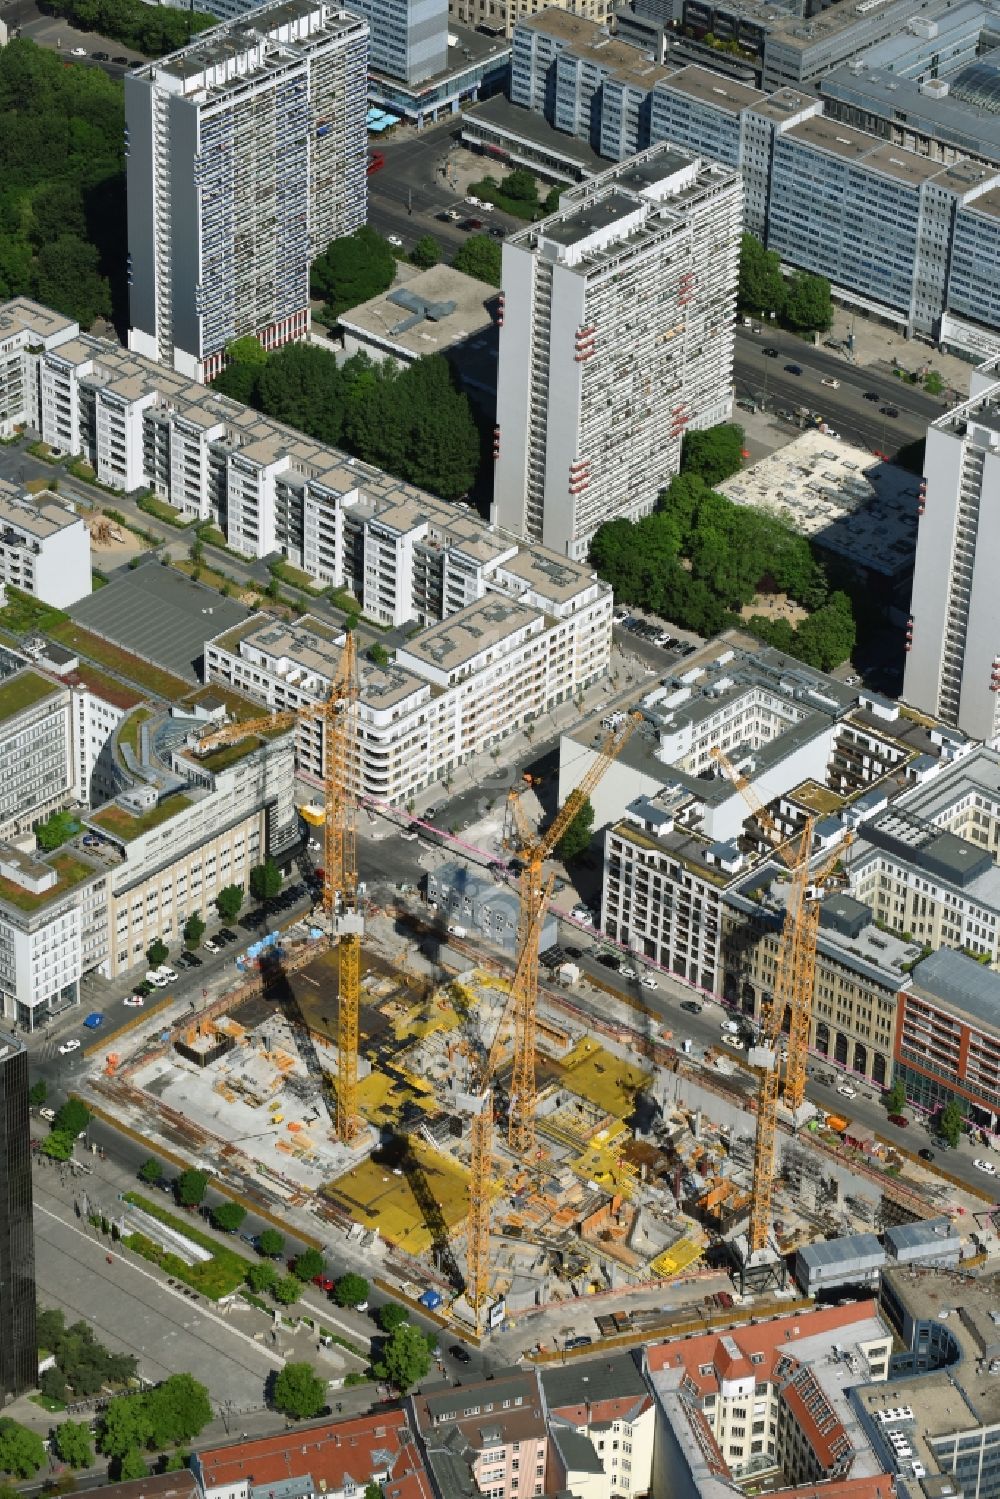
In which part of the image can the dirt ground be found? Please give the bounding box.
[740,592,808,625]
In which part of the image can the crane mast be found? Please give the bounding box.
[193,628,363,1143]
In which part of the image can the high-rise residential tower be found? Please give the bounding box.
[492,144,741,560]
[126,0,368,382]
[0,1030,36,1400]
[346,0,446,82]
[904,366,1000,742]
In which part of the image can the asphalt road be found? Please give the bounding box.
[0,0,146,73]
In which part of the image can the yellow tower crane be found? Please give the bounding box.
[710,746,850,1256]
[194,630,363,1142]
[503,713,641,1156]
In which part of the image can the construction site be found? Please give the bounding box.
[87,660,993,1341]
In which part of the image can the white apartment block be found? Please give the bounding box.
[206,544,610,801]
[0,299,79,440]
[0,480,91,608]
[904,364,1000,742]
[125,0,368,381]
[493,143,741,560]
[0,843,107,1031]
[69,684,130,808]
[0,667,75,842]
[82,715,296,976]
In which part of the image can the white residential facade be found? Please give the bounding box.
[125,0,368,381]
[904,366,1000,742]
[0,845,107,1031]
[0,481,91,608]
[0,668,75,842]
[493,143,741,560]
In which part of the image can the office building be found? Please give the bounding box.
[0,480,91,608]
[348,0,444,82]
[367,23,510,126]
[507,14,1000,351]
[861,1267,1000,1499]
[645,1301,893,1499]
[0,1030,36,1401]
[894,946,1000,1135]
[493,144,741,560]
[428,862,558,951]
[453,0,614,41]
[0,843,105,1031]
[0,666,74,842]
[905,376,1000,738]
[125,0,368,381]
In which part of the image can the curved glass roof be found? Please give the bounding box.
[951,60,1000,113]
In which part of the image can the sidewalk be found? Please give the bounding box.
[824,306,973,402]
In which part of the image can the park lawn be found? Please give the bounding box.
[123,1192,252,1299]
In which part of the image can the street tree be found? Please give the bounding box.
[246,1261,278,1294]
[210,1201,246,1234]
[938,1098,965,1147]
[334,1272,369,1307]
[556,798,594,863]
[41,1132,73,1161]
[53,1098,90,1137]
[451,235,501,287]
[249,860,282,903]
[146,937,168,969]
[681,424,745,486]
[29,1079,47,1107]
[409,235,440,270]
[183,913,206,949]
[376,1323,431,1392]
[377,1302,409,1333]
[119,1451,149,1481]
[291,1248,325,1282]
[885,1079,908,1115]
[99,1395,151,1460]
[783,270,833,333]
[257,1228,284,1258]
[176,1169,209,1207]
[52,1421,93,1469]
[40,1367,68,1404]
[145,1375,212,1448]
[139,1157,162,1185]
[273,1362,327,1421]
[273,1275,301,1306]
[0,1421,45,1478]
[738,233,785,319]
[215,884,244,922]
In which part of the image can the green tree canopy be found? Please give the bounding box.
[409,235,441,269]
[226,335,268,366]
[53,1097,90,1137]
[376,1323,431,1392]
[145,1375,212,1449]
[29,1078,46,1106]
[183,912,206,949]
[938,1097,965,1147]
[273,1275,301,1306]
[215,884,244,922]
[99,1396,149,1460]
[681,424,745,486]
[44,0,215,55]
[176,1169,208,1207]
[291,1248,325,1282]
[41,1131,74,1161]
[146,937,168,969]
[118,1450,149,1482]
[885,1078,907,1115]
[501,168,538,203]
[257,1228,284,1258]
[52,1421,93,1469]
[0,1421,45,1478]
[35,810,79,851]
[556,797,594,862]
[246,1261,278,1294]
[783,269,833,333]
[273,1362,327,1421]
[333,1272,369,1307]
[210,1201,246,1233]
[311,225,396,320]
[451,234,501,287]
[139,1157,162,1184]
[249,860,282,902]
[377,1302,409,1333]
[738,233,785,318]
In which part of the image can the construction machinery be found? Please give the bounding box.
[710,747,850,1262]
[465,716,639,1329]
[193,631,363,1143]
[502,714,640,1156]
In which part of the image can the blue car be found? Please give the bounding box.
[83,1012,104,1029]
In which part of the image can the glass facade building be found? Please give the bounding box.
[0,1030,36,1399]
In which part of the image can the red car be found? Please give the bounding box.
[887,1113,909,1127]
[313,1274,336,1293]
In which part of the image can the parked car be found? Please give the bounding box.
[450,1344,472,1363]
[597,953,620,970]
[887,1113,909,1127]
[146,972,170,986]
[39,1107,57,1121]
[387,234,403,248]
[71,46,87,55]
[918,1148,935,1162]
[124,995,144,1007]
[112,54,129,63]
[973,1158,997,1174]
[680,999,702,1015]
[620,966,637,981]
[205,938,221,953]
[640,972,658,989]
[837,1083,857,1099]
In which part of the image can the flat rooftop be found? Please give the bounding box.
[718,430,921,578]
[399,594,540,674]
[0,848,98,913]
[0,482,81,539]
[659,62,766,112]
[0,297,77,344]
[0,669,61,724]
[908,946,1000,1035]
[460,94,611,176]
[822,62,1000,166]
[339,265,497,361]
